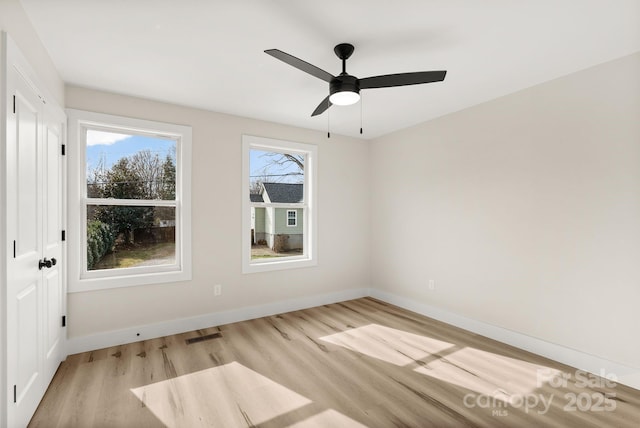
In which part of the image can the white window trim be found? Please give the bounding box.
[67,109,192,292]
[242,135,317,274]
[287,210,297,227]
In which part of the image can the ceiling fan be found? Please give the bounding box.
[265,43,447,117]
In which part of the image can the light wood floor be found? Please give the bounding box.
[29,298,639,427]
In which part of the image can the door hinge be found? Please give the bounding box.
[61,144,66,156]
[62,315,66,327]
[62,230,66,241]
[13,385,17,403]
[13,95,16,114]
[13,240,16,258]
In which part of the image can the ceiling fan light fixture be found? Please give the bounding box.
[329,90,360,106]
[329,74,360,106]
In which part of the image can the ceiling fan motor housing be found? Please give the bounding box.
[330,74,360,97]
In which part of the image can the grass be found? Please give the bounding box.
[93,242,175,270]
[251,254,287,259]
[250,244,303,260]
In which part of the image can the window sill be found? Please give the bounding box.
[69,267,191,293]
[242,256,317,274]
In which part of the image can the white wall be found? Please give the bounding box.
[370,52,640,369]
[65,86,371,340]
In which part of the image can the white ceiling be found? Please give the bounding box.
[20,0,640,139]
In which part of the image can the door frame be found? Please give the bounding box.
[1,30,9,428]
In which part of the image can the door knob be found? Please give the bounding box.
[38,258,53,270]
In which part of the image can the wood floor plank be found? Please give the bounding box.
[29,298,640,427]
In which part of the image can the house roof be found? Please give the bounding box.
[250,194,264,203]
[262,182,303,203]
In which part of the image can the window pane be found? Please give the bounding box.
[243,135,316,273]
[87,205,176,270]
[249,149,304,201]
[86,129,176,200]
[250,207,304,260]
[287,210,296,226]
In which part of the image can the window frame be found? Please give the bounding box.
[286,209,297,227]
[242,135,317,273]
[67,109,192,292]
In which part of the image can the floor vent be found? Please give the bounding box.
[186,332,222,345]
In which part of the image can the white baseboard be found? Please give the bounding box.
[369,289,640,391]
[65,287,370,355]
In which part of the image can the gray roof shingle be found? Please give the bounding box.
[262,182,303,203]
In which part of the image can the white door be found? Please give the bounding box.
[5,38,66,428]
[42,110,65,385]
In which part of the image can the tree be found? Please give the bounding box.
[102,157,145,199]
[250,152,304,193]
[261,152,304,172]
[95,157,152,243]
[87,149,178,245]
[129,149,163,198]
[160,154,176,200]
[157,154,176,221]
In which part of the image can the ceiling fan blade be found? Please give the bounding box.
[311,95,332,116]
[359,70,447,89]
[265,49,334,83]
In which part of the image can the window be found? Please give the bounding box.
[242,135,317,273]
[67,109,192,291]
[287,210,297,227]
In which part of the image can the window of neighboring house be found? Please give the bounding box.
[67,109,192,291]
[287,210,297,227]
[242,135,317,273]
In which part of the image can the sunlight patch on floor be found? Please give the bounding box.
[321,324,562,400]
[320,323,454,366]
[414,346,561,398]
[130,361,367,427]
[131,362,310,427]
[288,409,369,428]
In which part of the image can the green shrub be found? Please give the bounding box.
[86,221,115,270]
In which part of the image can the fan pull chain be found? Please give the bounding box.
[360,92,363,135]
[327,99,331,138]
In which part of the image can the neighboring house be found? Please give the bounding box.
[251,182,303,252]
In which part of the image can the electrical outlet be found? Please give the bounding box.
[428,279,435,291]
[214,284,222,296]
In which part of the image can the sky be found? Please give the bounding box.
[250,149,303,184]
[86,129,302,185]
[86,130,176,173]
